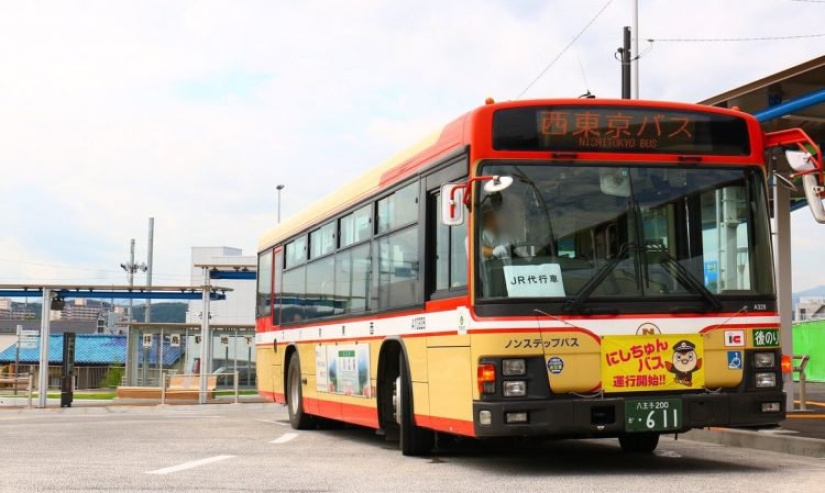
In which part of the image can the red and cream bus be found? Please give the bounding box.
[255,98,822,455]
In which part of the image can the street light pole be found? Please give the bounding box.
[276,184,285,224]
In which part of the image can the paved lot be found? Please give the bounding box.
[1,403,824,493]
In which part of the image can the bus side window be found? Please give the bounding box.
[433,193,468,293]
[257,249,273,319]
[273,249,283,326]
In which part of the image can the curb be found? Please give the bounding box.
[683,427,825,459]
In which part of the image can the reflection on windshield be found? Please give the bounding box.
[476,163,773,302]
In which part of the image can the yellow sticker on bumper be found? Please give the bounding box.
[601,334,705,392]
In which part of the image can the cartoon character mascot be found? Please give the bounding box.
[665,340,702,386]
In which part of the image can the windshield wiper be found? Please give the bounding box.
[649,244,723,312]
[564,242,630,314]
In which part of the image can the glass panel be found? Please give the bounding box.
[273,250,283,325]
[256,250,273,318]
[376,227,420,309]
[450,218,468,289]
[310,223,336,258]
[285,236,307,268]
[475,162,772,303]
[378,183,418,234]
[340,205,372,247]
[335,243,371,313]
[282,267,306,323]
[435,195,450,291]
[306,257,337,319]
[434,193,468,291]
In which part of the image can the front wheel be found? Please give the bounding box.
[618,433,660,453]
[397,353,434,456]
[286,354,314,430]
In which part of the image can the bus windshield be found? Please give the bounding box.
[475,162,773,304]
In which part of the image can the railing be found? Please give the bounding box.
[159,371,240,405]
[794,354,811,411]
[0,373,34,408]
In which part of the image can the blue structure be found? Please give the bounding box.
[0,334,183,366]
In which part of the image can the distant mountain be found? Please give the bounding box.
[131,302,188,323]
[793,285,825,306]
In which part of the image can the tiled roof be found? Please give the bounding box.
[0,335,183,366]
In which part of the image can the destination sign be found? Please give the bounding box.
[492,106,751,156]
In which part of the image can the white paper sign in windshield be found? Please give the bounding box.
[502,264,566,297]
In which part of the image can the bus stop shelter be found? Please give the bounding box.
[700,55,825,409]
[0,284,230,407]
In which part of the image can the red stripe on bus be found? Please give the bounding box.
[415,414,475,437]
[469,311,779,322]
[699,322,780,334]
[425,297,469,312]
[302,397,380,429]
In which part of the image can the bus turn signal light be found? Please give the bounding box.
[781,355,793,373]
[478,363,496,394]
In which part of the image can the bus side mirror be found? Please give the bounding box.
[802,174,825,223]
[441,183,465,226]
[785,149,825,223]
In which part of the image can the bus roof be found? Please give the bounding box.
[257,98,759,252]
[257,113,470,251]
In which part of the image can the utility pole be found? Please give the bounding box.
[276,185,285,224]
[121,239,147,385]
[620,26,632,99]
[145,218,154,324]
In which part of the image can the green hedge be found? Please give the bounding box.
[792,320,825,382]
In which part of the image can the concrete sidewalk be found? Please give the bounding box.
[684,381,825,458]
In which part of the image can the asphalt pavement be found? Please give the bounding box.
[1,403,824,493]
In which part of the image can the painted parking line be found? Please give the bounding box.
[785,413,825,419]
[146,455,235,475]
[270,433,298,444]
[257,419,289,426]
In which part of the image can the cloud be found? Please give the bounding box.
[0,0,823,291]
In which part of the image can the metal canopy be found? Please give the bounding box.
[700,55,825,185]
[0,284,230,301]
[194,262,257,281]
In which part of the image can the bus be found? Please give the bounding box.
[255,98,823,455]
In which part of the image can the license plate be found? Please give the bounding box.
[625,398,682,433]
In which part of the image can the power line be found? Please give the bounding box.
[517,0,614,99]
[649,32,825,43]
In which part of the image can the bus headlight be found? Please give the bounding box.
[755,372,777,388]
[753,352,776,368]
[503,380,527,397]
[502,359,527,376]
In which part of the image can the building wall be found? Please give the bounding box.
[186,247,256,325]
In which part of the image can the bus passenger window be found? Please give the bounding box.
[340,205,372,247]
[378,183,418,234]
[256,250,273,318]
[282,267,306,323]
[376,227,420,309]
[434,193,468,291]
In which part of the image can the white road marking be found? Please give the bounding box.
[273,421,289,427]
[146,455,235,475]
[257,419,289,426]
[270,432,298,444]
[655,450,681,458]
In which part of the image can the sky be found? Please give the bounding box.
[0,0,824,292]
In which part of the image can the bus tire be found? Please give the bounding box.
[398,352,434,456]
[287,354,314,430]
[618,433,659,453]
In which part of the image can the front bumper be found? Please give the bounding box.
[473,391,786,438]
